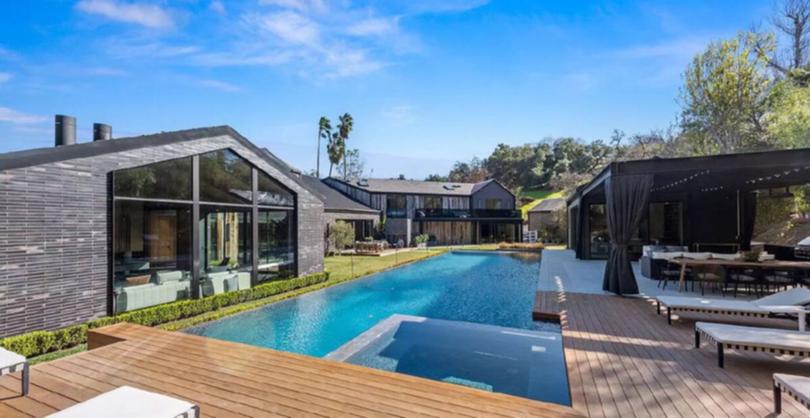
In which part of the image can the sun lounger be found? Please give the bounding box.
[695,322,810,368]
[46,386,199,418]
[774,373,810,414]
[0,346,28,396]
[656,287,810,325]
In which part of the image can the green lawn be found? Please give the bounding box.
[324,249,446,282]
[519,189,565,219]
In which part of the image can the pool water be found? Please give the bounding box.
[187,251,552,357]
[327,315,571,406]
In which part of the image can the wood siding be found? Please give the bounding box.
[418,221,474,245]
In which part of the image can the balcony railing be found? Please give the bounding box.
[413,208,521,219]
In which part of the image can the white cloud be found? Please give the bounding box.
[254,11,321,46]
[259,0,328,14]
[323,47,385,78]
[209,1,226,16]
[0,72,12,83]
[197,79,241,92]
[76,0,174,29]
[610,37,710,61]
[346,18,398,37]
[0,107,47,124]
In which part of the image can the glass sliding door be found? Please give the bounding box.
[257,209,295,282]
[649,202,682,245]
[112,148,298,312]
[113,156,193,313]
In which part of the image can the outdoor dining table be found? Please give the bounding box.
[670,258,810,293]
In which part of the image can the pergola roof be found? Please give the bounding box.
[569,147,810,204]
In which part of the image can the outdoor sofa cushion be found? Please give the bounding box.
[655,287,810,324]
[156,270,184,284]
[46,385,198,418]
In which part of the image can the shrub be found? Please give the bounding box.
[0,272,329,359]
[413,233,430,245]
[327,221,355,254]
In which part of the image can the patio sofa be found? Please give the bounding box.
[115,271,191,312]
[640,245,688,279]
[200,271,251,297]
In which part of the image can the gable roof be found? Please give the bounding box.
[529,198,566,213]
[299,176,379,214]
[326,177,511,197]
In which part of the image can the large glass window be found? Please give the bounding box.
[258,171,294,207]
[113,200,192,313]
[114,157,191,200]
[257,209,295,282]
[200,207,252,296]
[484,198,504,209]
[200,149,252,204]
[588,204,610,258]
[423,195,442,209]
[386,194,407,217]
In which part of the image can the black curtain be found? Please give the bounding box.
[602,174,653,295]
[738,191,757,251]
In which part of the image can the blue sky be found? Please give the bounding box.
[0,0,771,178]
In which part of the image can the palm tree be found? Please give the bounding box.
[327,131,344,177]
[336,113,353,180]
[316,117,331,178]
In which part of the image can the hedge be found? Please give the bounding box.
[0,272,329,358]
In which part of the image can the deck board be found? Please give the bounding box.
[535,289,810,417]
[0,323,580,417]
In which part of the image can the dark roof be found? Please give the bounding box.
[326,177,512,197]
[300,176,379,214]
[568,147,810,205]
[529,198,566,213]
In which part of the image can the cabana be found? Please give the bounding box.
[566,148,810,294]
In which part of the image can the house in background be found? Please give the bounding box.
[527,198,567,242]
[299,175,380,242]
[0,116,325,337]
[323,177,522,246]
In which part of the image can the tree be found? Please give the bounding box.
[425,174,449,181]
[327,221,355,255]
[767,79,810,148]
[337,113,354,180]
[752,0,810,77]
[679,33,773,154]
[316,117,331,178]
[338,148,365,179]
[447,157,489,183]
[327,131,344,177]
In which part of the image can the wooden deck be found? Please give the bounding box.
[0,323,580,417]
[535,289,810,417]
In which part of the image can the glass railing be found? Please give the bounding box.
[413,208,521,219]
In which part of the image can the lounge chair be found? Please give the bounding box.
[46,386,199,418]
[0,346,28,396]
[773,373,810,414]
[694,322,810,368]
[655,287,810,325]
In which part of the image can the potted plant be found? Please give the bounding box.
[414,233,430,249]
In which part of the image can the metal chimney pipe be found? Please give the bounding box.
[93,123,112,141]
[54,115,76,147]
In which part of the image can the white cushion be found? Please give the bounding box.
[46,386,197,418]
[683,252,711,260]
[0,347,26,371]
[710,252,740,261]
[755,287,810,307]
[652,252,681,260]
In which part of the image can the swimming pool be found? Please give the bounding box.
[327,314,571,406]
[187,251,550,357]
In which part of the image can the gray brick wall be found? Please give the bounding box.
[0,134,324,337]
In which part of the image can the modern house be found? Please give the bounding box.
[0,117,325,337]
[567,148,810,260]
[323,177,522,246]
[299,175,380,241]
